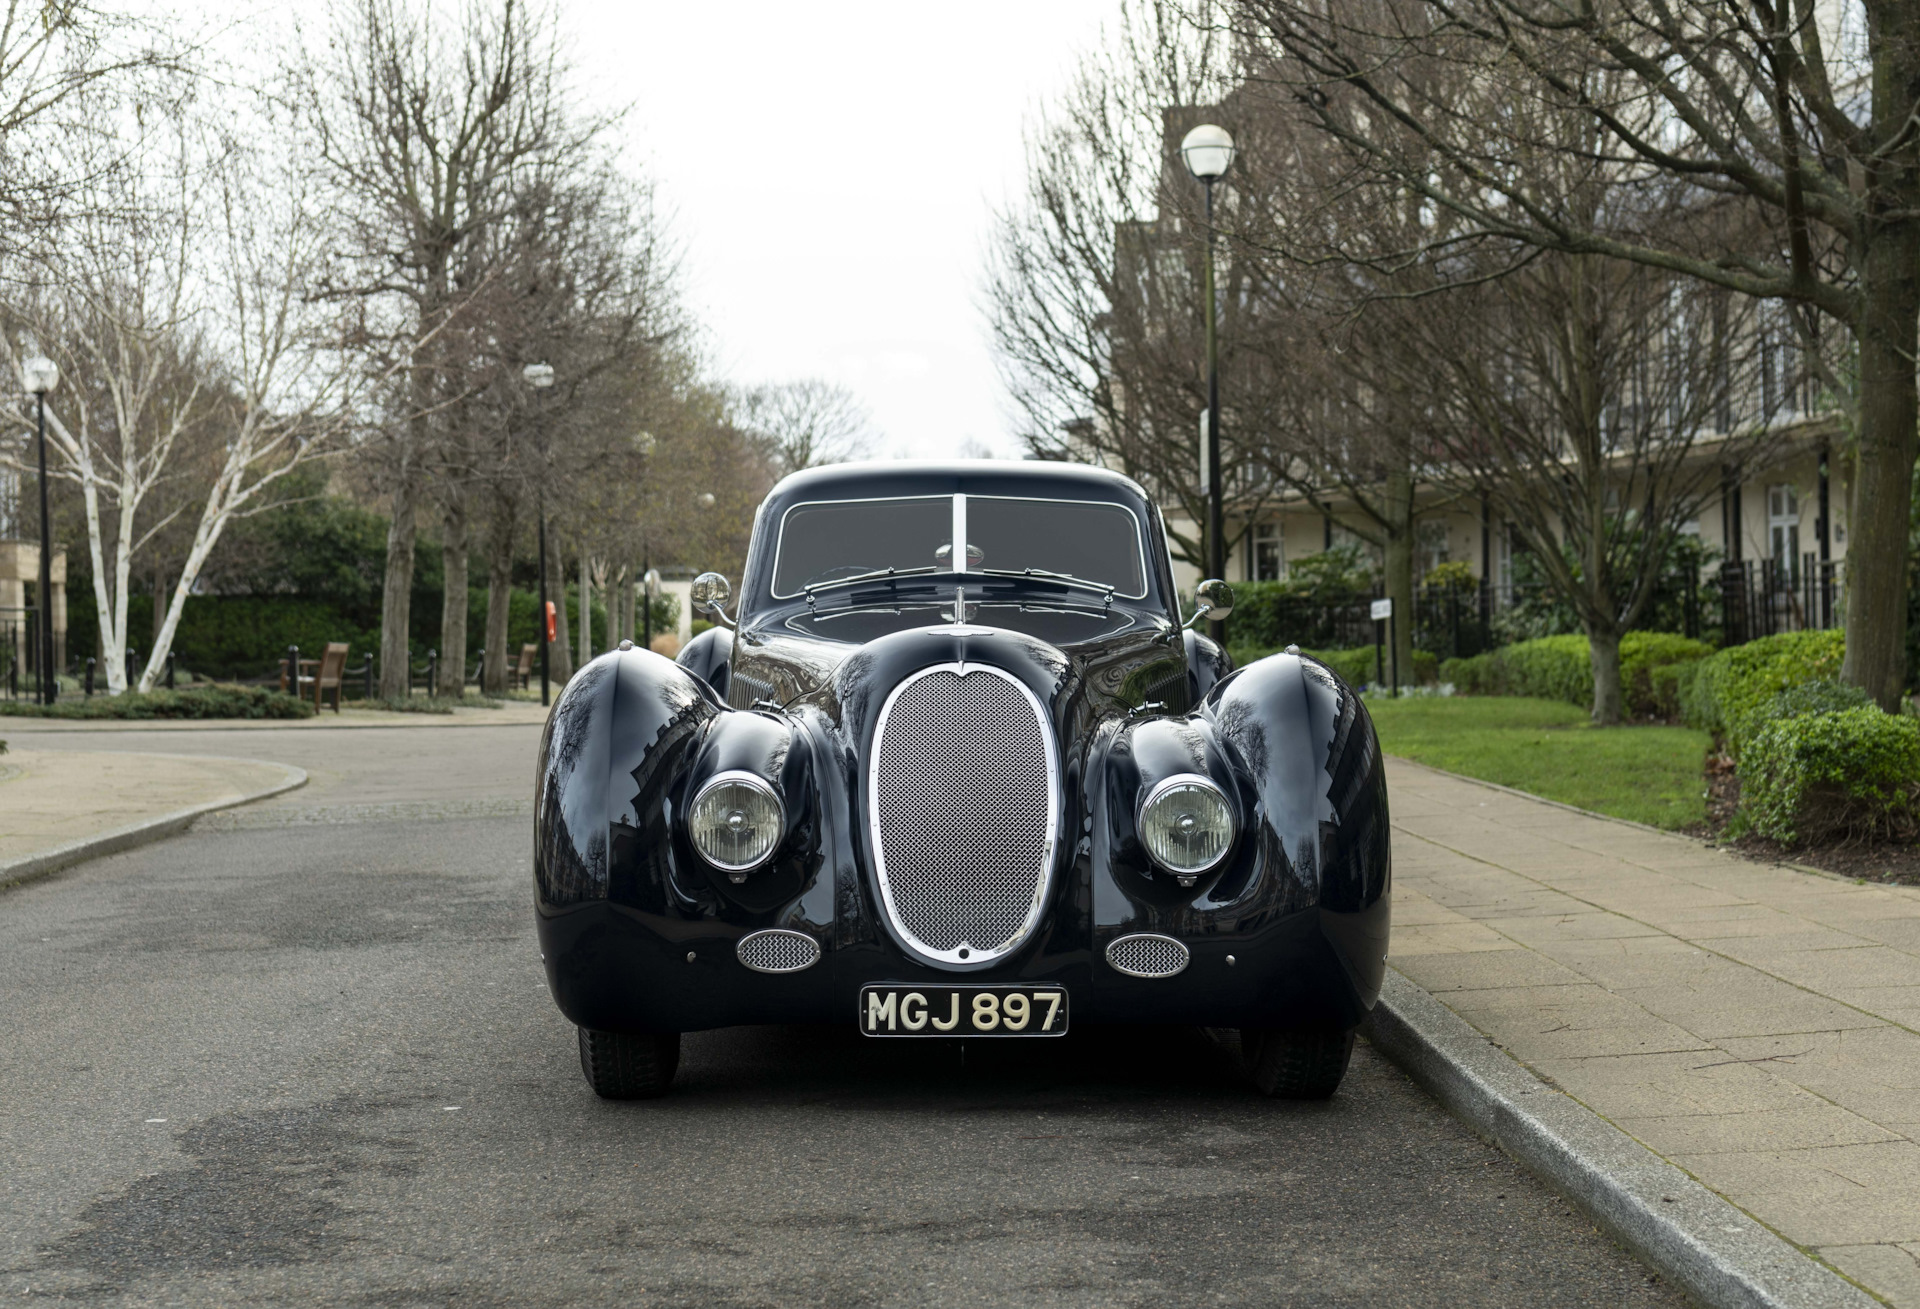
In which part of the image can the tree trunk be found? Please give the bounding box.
[1587,626,1623,726]
[577,553,592,667]
[150,565,166,647]
[436,492,469,698]
[481,493,515,694]
[546,528,574,683]
[1382,469,1415,689]
[611,561,632,648]
[378,470,420,700]
[1840,225,1920,710]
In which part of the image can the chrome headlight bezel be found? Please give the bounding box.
[1135,772,1236,876]
[687,769,787,874]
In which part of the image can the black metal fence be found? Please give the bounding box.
[3,606,40,701]
[1238,561,1839,666]
[1720,554,1840,644]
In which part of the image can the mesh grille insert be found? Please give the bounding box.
[735,929,821,974]
[871,668,1054,963]
[1106,934,1190,978]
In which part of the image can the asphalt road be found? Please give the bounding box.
[0,722,1686,1306]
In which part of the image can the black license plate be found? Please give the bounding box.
[858,984,1069,1037]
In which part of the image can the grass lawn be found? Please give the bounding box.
[1363,695,1712,830]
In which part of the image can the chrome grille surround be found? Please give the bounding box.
[867,663,1060,970]
[735,929,821,974]
[1106,933,1190,979]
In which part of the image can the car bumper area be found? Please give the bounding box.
[539,901,1383,1035]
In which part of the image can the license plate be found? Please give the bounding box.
[858,984,1069,1037]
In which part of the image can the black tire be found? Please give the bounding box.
[577,1027,680,1100]
[1241,1025,1356,1099]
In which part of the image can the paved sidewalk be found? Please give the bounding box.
[1389,757,1920,1306]
[0,749,297,868]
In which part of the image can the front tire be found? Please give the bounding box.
[577,1027,680,1099]
[1242,1026,1355,1099]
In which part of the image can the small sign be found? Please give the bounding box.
[1370,598,1393,621]
[1198,412,1212,494]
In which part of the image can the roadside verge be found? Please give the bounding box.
[0,752,306,892]
[1364,969,1875,1309]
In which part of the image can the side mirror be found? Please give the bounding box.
[690,572,735,628]
[1184,578,1234,629]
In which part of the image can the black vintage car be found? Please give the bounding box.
[534,462,1390,1099]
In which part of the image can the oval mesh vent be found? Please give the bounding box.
[735,929,821,974]
[1106,933,1189,978]
[869,666,1057,967]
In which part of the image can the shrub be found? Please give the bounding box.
[1301,645,1437,688]
[1434,631,1712,717]
[1741,706,1920,845]
[1680,629,1846,754]
[0,684,316,720]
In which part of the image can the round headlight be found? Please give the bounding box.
[1137,774,1234,875]
[688,771,785,873]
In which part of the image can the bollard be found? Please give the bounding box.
[165,651,175,690]
[85,657,95,697]
[285,644,299,697]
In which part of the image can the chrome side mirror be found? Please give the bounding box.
[1184,578,1234,629]
[690,572,735,628]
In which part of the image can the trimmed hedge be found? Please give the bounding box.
[1741,705,1920,844]
[0,684,316,720]
[1439,631,1713,717]
[1301,645,1438,688]
[1678,629,1846,755]
[69,586,612,680]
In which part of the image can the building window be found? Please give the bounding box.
[1768,483,1801,582]
[1253,523,1282,581]
[1416,520,1450,580]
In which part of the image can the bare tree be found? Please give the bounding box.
[1234,0,1913,705]
[312,0,589,699]
[738,379,876,474]
[2,101,363,693]
[986,4,1287,574]
[1386,258,1783,720]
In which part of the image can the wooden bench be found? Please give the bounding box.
[509,642,537,690]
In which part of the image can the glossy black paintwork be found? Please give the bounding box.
[535,463,1390,1035]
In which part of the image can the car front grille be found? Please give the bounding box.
[1105,933,1190,978]
[735,928,821,974]
[869,665,1057,967]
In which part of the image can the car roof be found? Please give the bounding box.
[741,460,1173,614]
[763,460,1153,512]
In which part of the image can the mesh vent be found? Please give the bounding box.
[1106,934,1190,978]
[871,667,1055,965]
[735,929,821,974]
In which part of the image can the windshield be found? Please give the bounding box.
[771,494,1148,599]
[772,497,952,595]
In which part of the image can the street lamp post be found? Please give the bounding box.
[1180,123,1235,645]
[22,355,59,705]
[523,362,555,705]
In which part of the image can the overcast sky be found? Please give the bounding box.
[565,1,1119,461]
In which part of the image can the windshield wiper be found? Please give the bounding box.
[980,567,1116,601]
[801,565,939,602]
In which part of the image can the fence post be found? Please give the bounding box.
[285,645,299,696]
[426,648,437,697]
[365,654,375,701]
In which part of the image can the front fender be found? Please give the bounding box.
[1210,651,1391,1010]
